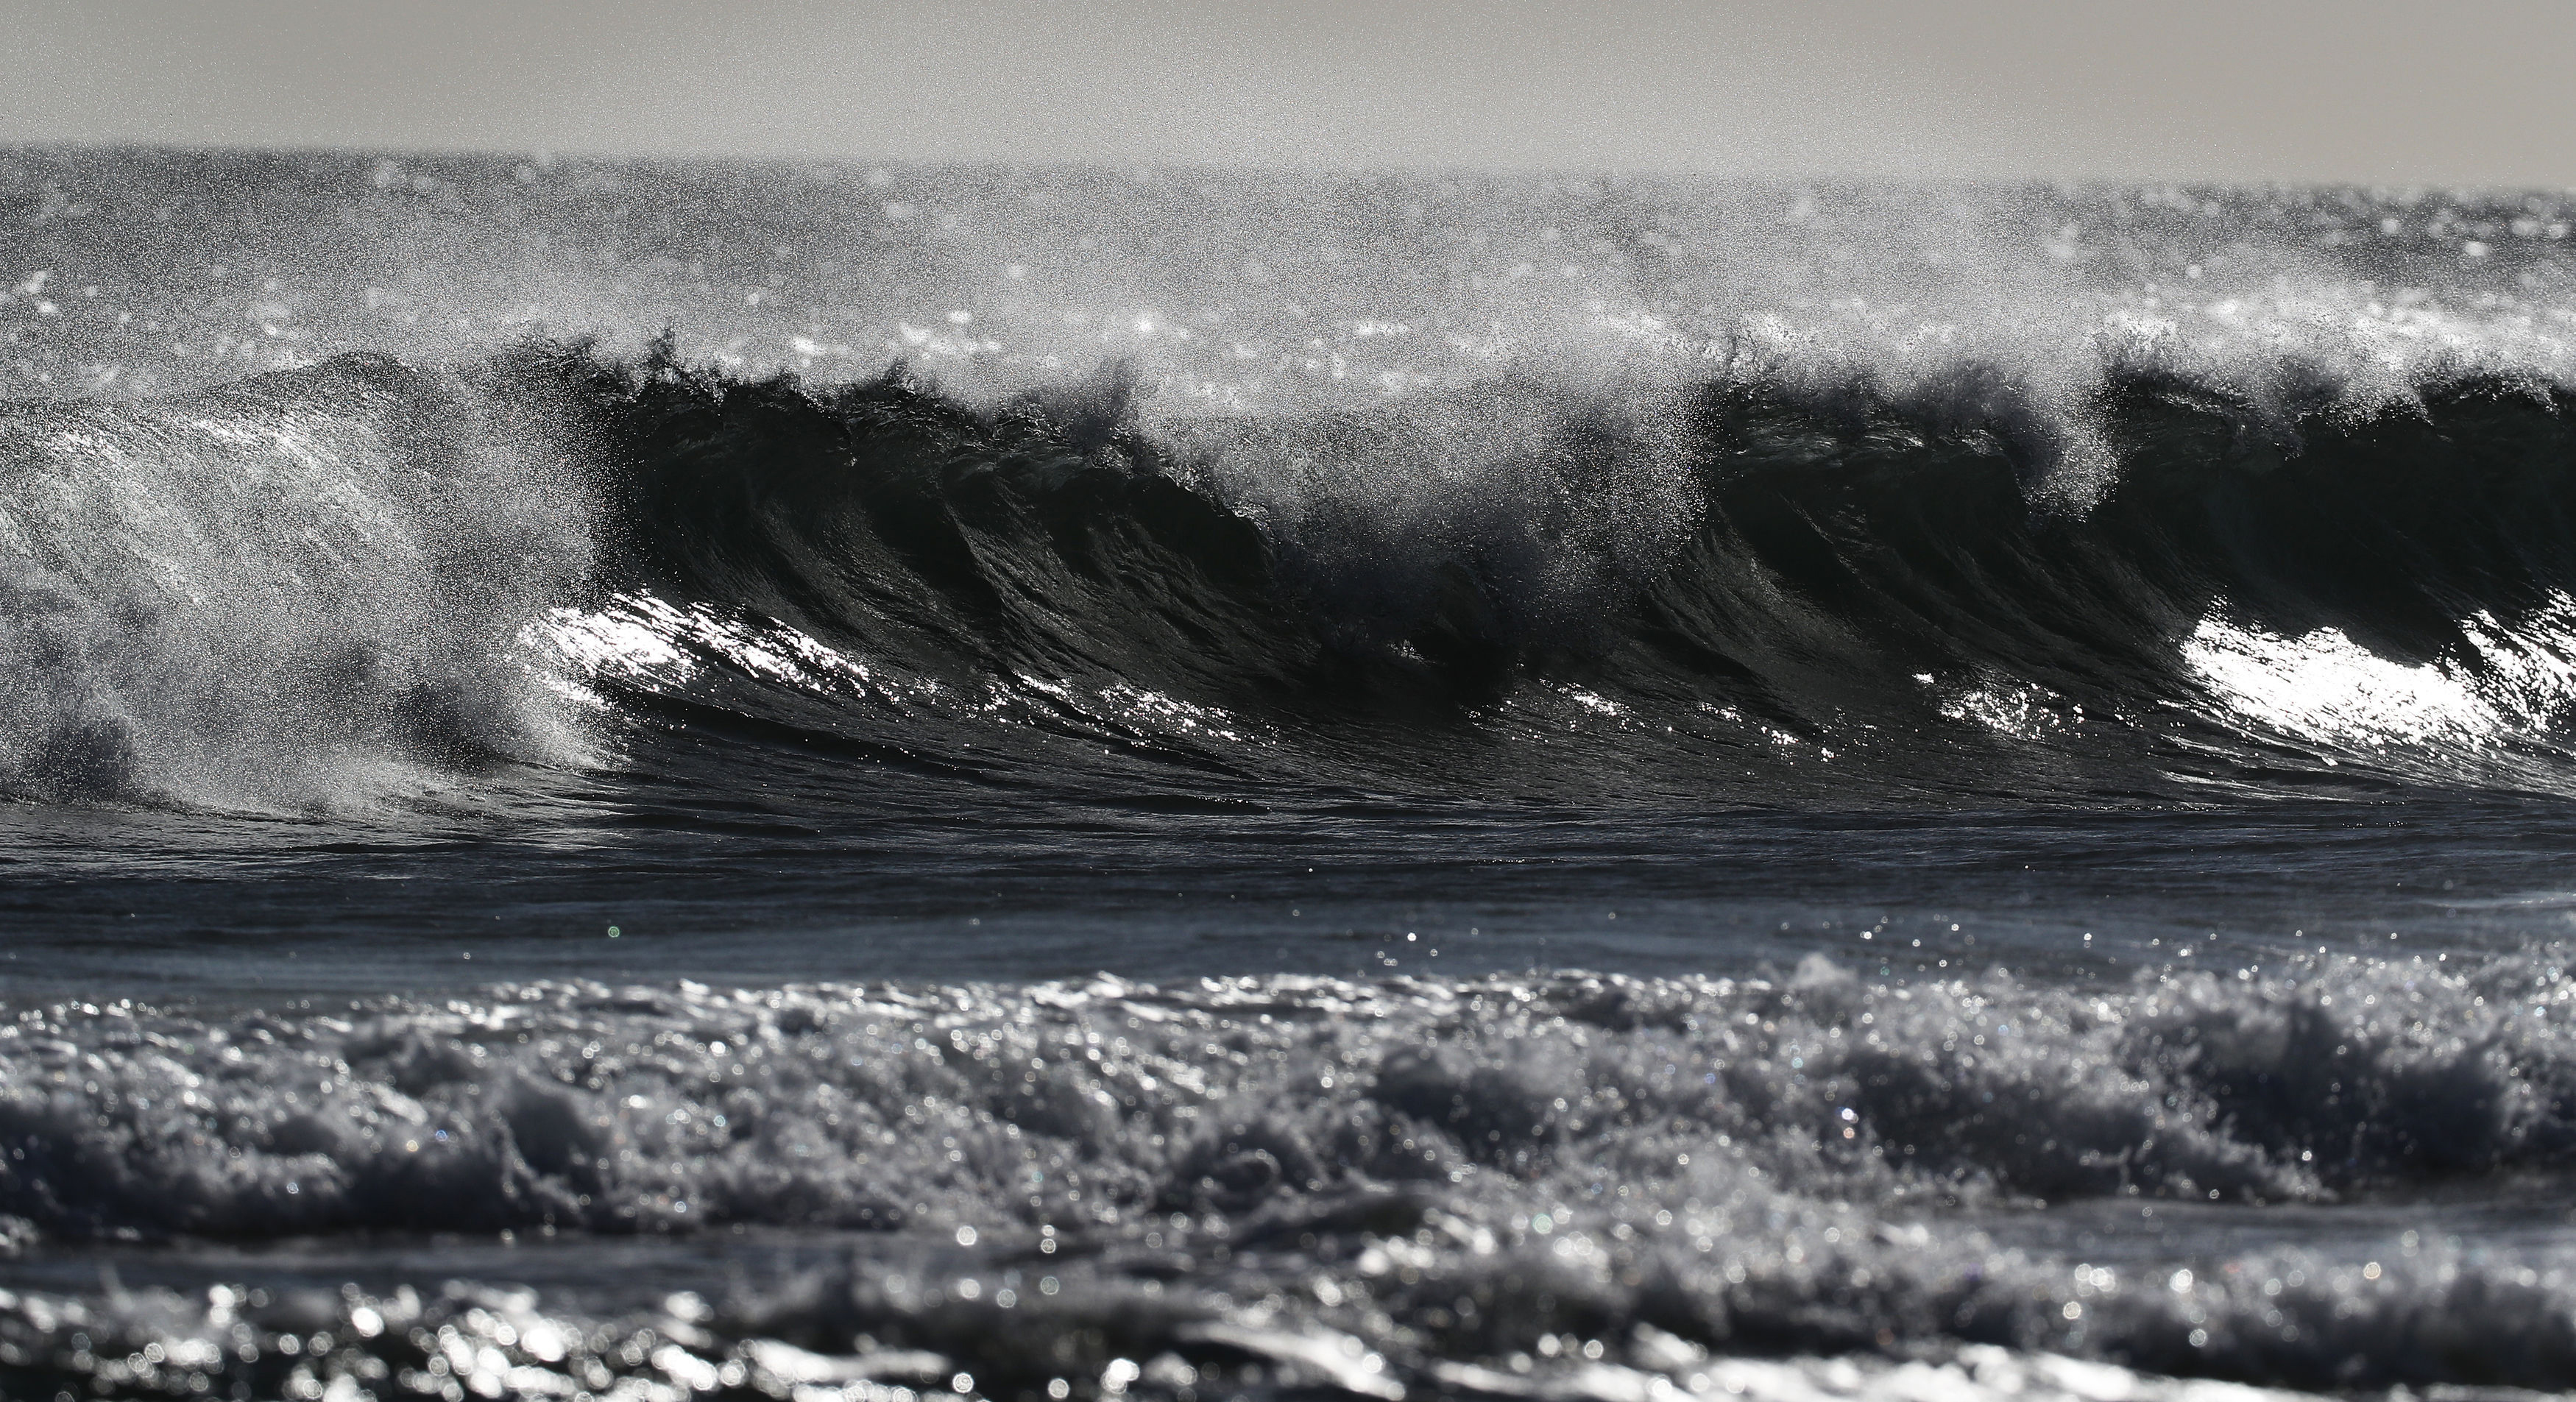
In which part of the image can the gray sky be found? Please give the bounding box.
[4,0,2572,184]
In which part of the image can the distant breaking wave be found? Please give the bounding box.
[10,341,2576,812]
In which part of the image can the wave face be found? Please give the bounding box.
[540,347,2576,810]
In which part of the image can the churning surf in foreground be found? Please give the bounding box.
[10,148,2576,1401]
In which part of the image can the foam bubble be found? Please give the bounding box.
[10,960,2576,1387]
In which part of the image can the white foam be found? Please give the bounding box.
[2184,592,2576,757]
[0,360,599,811]
[5,957,2575,1393]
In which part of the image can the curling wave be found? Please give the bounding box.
[545,344,2576,807]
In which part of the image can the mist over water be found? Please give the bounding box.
[9,148,2576,1401]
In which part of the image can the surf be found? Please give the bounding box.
[12,339,2576,812]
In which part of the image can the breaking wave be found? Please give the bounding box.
[13,341,2576,811]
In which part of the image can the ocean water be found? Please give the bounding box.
[8,149,2576,1401]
